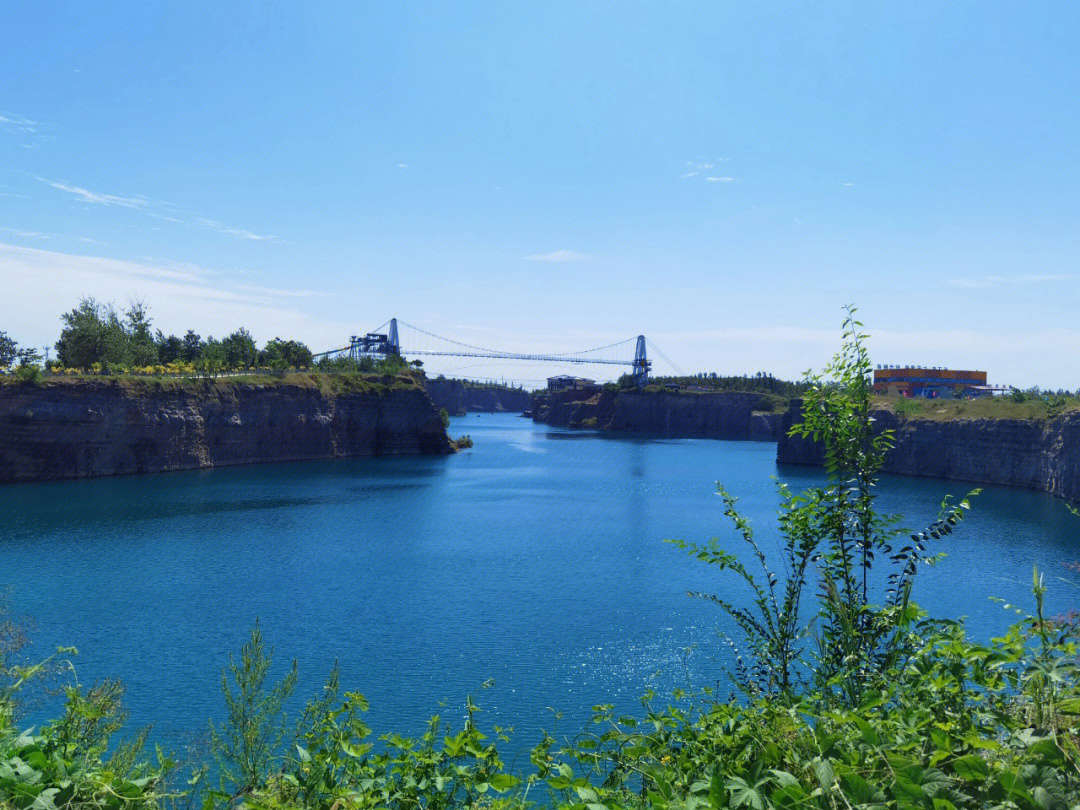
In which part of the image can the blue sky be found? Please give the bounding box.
[2,2,1079,387]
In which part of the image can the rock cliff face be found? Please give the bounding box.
[531,389,785,440]
[0,379,453,483]
[424,378,531,415]
[777,400,1080,502]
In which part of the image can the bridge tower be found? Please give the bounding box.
[388,318,400,356]
[632,335,650,386]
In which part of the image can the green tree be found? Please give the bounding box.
[199,338,226,378]
[55,298,128,370]
[17,347,42,367]
[222,328,258,369]
[258,338,284,367]
[155,330,183,364]
[181,329,203,362]
[260,338,312,370]
[124,299,158,367]
[0,332,17,371]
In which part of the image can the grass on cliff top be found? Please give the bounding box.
[878,392,1080,421]
[0,370,425,396]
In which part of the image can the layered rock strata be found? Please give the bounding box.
[777,400,1080,502]
[0,379,453,483]
[531,389,785,440]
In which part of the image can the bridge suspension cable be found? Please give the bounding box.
[395,319,501,355]
[566,337,636,356]
[314,317,687,386]
[394,320,642,367]
[646,338,685,377]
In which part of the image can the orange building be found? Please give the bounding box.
[873,366,987,398]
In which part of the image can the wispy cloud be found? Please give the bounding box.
[37,177,278,241]
[706,176,736,183]
[232,283,327,299]
[947,273,1075,289]
[40,178,148,208]
[194,217,275,241]
[524,250,590,262]
[398,163,410,169]
[682,160,730,180]
[0,242,343,348]
[0,113,37,128]
[146,212,187,225]
[843,182,855,186]
[1,112,57,148]
[0,226,50,240]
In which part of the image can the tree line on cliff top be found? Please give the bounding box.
[1,297,314,376]
[1,297,432,380]
[2,309,1080,809]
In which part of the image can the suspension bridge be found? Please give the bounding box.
[312,318,683,386]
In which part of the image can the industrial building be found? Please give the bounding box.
[873,365,989,398]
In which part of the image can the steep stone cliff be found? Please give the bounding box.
[531,389,786,440]
[424,378,532,415]
[0,377,453,483]
[777,400,1080,502]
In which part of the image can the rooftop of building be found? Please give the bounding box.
[548,375,596,383]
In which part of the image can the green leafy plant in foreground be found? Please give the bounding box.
[670,306,978,703]
[0,644,176,809]
[209,622,298,800]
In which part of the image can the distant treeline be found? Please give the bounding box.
[431,375,526,391]
[616,370,812,398]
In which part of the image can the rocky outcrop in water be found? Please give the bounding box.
[0,377,453,483]
[777,400,1080,502]
[424,378,531,415]
[531,388,785,440]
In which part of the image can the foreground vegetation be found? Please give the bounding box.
[3,309,1080,809]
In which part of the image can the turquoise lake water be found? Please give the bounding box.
[2,412,1078,758]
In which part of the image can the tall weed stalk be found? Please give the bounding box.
[672,306,978,703]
